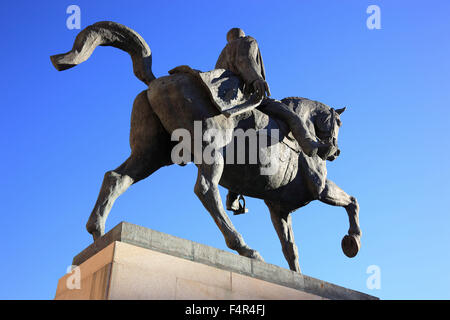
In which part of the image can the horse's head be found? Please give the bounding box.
[314,107,346,161]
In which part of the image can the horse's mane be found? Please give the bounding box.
[281,96,332,116]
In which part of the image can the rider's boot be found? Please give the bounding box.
[226,191,248,215]
[290,126,332,160]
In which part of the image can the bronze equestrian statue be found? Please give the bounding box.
[50,21,361,273]
[215,27,333,214]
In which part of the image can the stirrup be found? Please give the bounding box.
[233,195,248,215]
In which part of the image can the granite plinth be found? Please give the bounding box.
[55,222,377,300]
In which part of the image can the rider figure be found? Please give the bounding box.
[217,28,331,214]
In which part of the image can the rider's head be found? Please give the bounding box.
[227,28,245,43]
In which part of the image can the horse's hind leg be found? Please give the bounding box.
[86,154,163,240]
[319,179,361,258]
[194,158,263,261]
[265,201,301,272]
[86,90,172,240]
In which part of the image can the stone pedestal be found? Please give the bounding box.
[54,222,377,300]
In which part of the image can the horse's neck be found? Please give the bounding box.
[282,97,319,121]
[237,97,327,137]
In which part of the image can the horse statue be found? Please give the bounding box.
[50,21,361,273]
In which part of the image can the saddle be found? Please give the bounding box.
[169,65,264,117]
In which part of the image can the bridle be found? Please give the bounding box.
[318,108,338,148]
[329,108,338,147]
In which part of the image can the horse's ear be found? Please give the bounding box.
[336,107,346,115]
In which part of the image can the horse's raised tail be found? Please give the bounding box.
[50,21,155,85]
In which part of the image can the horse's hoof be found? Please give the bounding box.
[87,226,102,242]
[250,250,264,262]
[86,221,104,242]
[92,232,100,242]
[239,246,264,261]
[341,234,360,258]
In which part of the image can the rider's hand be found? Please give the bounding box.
[252,79,271,100]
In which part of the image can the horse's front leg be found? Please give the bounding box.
[194,156,263,261]
[319,179,361,258]
[265,201,301,272]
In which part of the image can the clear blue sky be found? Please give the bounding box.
[1,0,449,300]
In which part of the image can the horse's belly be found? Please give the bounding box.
[219,144,299,199]
[148,74,304,202]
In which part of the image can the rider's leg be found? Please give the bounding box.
[258,99,330,159]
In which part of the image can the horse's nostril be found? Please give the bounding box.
[336,148,341,156]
